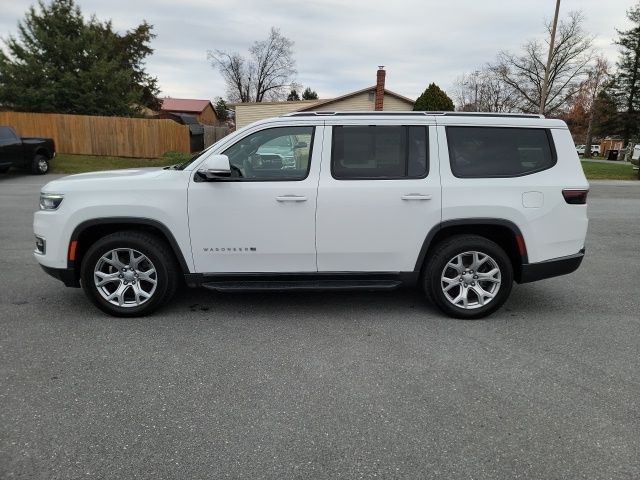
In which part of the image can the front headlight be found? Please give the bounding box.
[39,193,64,210]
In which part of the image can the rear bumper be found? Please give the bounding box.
[518,248,585,284]
[40,265,80,288]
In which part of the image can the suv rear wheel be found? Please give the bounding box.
[80,231,178,317]
[423,235,514,319]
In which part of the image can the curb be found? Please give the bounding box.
[589,179,640,186]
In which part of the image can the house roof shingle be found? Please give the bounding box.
[297,86,414,111]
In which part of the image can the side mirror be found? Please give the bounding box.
[197,154,231,180]
[294,141,307,149]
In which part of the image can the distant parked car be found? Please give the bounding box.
[632,144,640,167]
[256,133,309,168]
[575,144,600,157]
[0,126,55,174]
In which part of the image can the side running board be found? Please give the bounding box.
[201,279,402,292]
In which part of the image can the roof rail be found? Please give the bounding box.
[283,111,338,116]
[282,111,545,119]
[443,112,545,119]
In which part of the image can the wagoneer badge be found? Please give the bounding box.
[203,247,257,252]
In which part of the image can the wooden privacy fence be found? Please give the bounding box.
[0,111,190,158]
[203,125,231,148]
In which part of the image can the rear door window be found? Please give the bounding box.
[446,127,556,178]
[331,125,428,180]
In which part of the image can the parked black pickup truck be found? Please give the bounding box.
[0,125,55,174]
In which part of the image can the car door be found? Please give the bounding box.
[316,119,441,272]
[0,126,23,168]
[188,123,323,273]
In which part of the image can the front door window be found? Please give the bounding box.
[223,126,314,180]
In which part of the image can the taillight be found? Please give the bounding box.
[515,234,527,257]
[562,189,589,204]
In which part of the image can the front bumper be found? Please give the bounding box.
[518,248,585,283]
[34,209,69,269]
[40,265,80,288]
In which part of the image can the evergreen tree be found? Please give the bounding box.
[301,87,318,100]
[593,90,624,138]
[413,83,454,111]
[214,97,229,121]
[612,4,640,146]
[0,0,159,116]
[287,89,300,101]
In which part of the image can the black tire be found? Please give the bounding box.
[0,166,10,173]
[80,231,178,317]
[423,235,514,319]
[31,154,49,175]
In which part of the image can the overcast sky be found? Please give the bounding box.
[1,0,636,101]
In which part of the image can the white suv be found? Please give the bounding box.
[33,112,589,319]
[576,144,600,156]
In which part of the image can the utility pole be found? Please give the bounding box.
[539,0,561,115]
[474,70,480,111]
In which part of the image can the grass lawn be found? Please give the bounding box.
[50,151,192,174]
[580,160,638,180]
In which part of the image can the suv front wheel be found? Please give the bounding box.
[80,231,178,317]
[423,235,514,319]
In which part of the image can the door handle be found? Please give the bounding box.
[276,195,307,202]
[401,194,432,200]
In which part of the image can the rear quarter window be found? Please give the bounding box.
[446,126,556,178]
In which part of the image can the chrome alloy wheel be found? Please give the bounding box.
[38,158,48,173]
[440,251,501,310]
[93,248,157,308]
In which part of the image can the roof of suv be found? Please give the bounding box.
[275,111,567,129]
[283,111,545,119]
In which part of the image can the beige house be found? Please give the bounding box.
[232,100,320,129]
[232,67,415,129]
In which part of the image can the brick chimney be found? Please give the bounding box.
[374,66,385,111]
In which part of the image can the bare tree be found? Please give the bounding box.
[453,71,480,111]
[579,57,609,157]
[453,68,519,112]
[209,51,251,102]
[491,11,593,115]
[207,28,296,103]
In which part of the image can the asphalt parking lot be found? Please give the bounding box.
[1,173,639,479]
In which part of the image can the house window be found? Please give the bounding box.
[368,91,375,102]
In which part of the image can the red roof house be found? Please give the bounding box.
[160,98,218,125]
